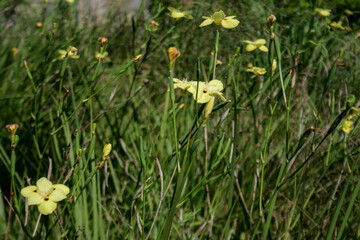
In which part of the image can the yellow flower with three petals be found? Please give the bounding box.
[330,21,345,30]
[246,63,266,75]
[57,47,80,60]
[314,8,331,17]
[173,78,226,118]
[21,177,70,215]
[199,10,239,29]
[244,39,268,52]
[168,7,193,19]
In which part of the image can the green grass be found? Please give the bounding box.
[1,0,360,239]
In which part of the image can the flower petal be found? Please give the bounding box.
[53,184,70,195]
[258,45,269,52]
[50,189,68,202]
[208,80,223,92]
[38,200,57,215]
[21,186,38,197]
[194,88,212,103]
[243,40,254,44]
[204,97,215,119]
[200,18,214,27]
[36,177,53,194]
[254,39,266,45]
[246,44,257,52]
[28,194,43,206]
[221,18,239,29]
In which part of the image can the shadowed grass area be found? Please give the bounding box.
[1,0,360,239]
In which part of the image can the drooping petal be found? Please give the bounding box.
[258,45,269,52]
[225,16,236,19]
[254,39,266,46]
[49,189,68,202]
[21,186,38,197]
[28,194,43,206]
[36,177,53,195]
[208,80,223,92]
[221,18,239,29]
[38,200,57,215]
[200,18,214,27]
[204,97,215,119]
[246,44,257,52]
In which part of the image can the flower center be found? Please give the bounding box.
[203,90,208,94]
[44,197,50,201]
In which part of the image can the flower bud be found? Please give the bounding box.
[134,54,142,62]
[98,37,108,47]
[151,20,159,28]
[267,14,276,28]
[168,47,181,63]
[216,60,223,66]
[102,144,112,160]
[6,124,19,136]
[12,48,19,55]
[36,22,43,28]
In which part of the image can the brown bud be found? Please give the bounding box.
[98,37,108,47]
[267,14,276,28]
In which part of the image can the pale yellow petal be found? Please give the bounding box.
[254,39,266,45]
[200,18,214,27]
[208,80,223,92]
[221,18,239,29]
[204,97,215,119]
[258,45,269,52]
[194,88,213,103]
[243,40,254,44]
[246,44,257,52]
[21,186,38,197]
[36,177,53,194]
[28,194,43,205]
[53,184,70,195]
[49,189,68,202]
[38,200,57,215]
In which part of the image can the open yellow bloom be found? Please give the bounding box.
[21,177,69,215]
[200,10,239,29]
[246,63,266,75]
[57,47,80,60]
[244,39,268,52]
[173,79,226,118]
[168,7,193,19]
[330,21,345,30]
[342,120,353,134]
[95,51,110,62]
[314,8,331,17]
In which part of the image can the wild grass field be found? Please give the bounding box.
[1,0,360,239]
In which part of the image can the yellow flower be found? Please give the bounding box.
[330,21,345,30]
[314,8,331,17]
[173,78,226,118]
[102,144,112,160]
[200,10,239,29]
[95,51,110,62]
[57,47,80,60]
[66,0,74,3]
[12,48,19,55]
[36,22,43,28]
[21,177,69,215]
[168,7,193,19]
[246,63,266,75]
[151,20,159,28]
[244,39,268,52]
[342,120,353,134]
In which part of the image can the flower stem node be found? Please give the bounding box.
[200,10,239,29]
[21,177,70,215]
